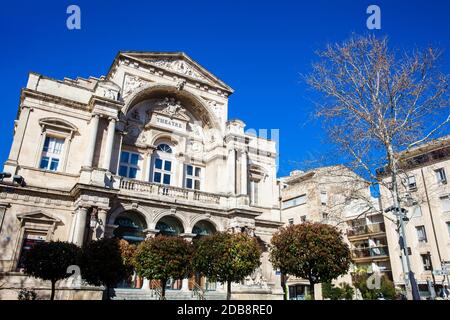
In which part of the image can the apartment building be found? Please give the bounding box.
[378,136,450,298]
[280,165,392,299]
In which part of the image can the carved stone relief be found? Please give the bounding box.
[146,58,212,84]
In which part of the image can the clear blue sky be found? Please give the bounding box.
[1,0,449,177]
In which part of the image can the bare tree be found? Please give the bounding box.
[306,34,449,300]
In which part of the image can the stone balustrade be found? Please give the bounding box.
[119,177,222,205]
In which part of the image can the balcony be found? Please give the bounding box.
[352,245,389,260]
[118,177,227,206]
[347,222,385,238]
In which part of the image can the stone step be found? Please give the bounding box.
[111,288,227,300]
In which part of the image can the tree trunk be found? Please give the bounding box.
[281,274,287,300]
[161,279,166,300]
[226,281,231,300]
[105,284,110,300]
[50,280,56,300]
[309,280,315,300]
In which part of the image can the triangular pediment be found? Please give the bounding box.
[119,52,233,93]
[17,210,61,223]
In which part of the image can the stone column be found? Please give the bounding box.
[240,151,248,195]
[0,204,9,233]
[4,106,33,175]
[97,208,108,239]
[101,118,116,171]
[228,149,236,194]
[73,207,88,247]
[84,114,100,168]
[142,278,151,291]
[181,278,190,292]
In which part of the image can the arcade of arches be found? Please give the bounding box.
[113,210,218,290]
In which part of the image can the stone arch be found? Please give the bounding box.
[113,211,148,243]
[151,133,181,150]
[108,204,152,227]
[191,219,218,237]
[189,215,223,233]
[155,215,185,236]
[150,210,189,232]
[122,83,221,131]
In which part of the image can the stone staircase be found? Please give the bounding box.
[111,288,227,300]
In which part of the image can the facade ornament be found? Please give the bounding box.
[146,58,212,84]
[188,122,203,137]
[102,88,117,100]
[155,97,188,119]
[176,79,186,91]
[123,75,146,98]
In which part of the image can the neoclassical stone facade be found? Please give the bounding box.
[0,52,283,300]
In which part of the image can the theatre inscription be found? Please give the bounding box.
[152,114,186,132]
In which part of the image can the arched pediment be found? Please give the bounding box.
[122,84,222,131]
[39,118,78,133]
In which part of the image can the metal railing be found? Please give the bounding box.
[190,280,206,300]
[150,280,165,300]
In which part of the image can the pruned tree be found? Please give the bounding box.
[22,241,81,300]
[133,235,192,299]
[192,231,261,300]
[80,238,130,299]
[270,223,351,300]
[306,34,449,299]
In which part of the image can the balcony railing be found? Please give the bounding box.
[347,222,385,237]
[119,178,222,205]
[352,245,389,259]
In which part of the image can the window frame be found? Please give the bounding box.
[416,225,428,244]
[406,175,417,191]
[435,168,447,185]
[185,164,202,191]
[39,136,65,172]
[119,151,140,179]
[282,194,307,209]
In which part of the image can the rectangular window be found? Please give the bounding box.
[250,180,260,205]
[416,226,428,243]
[17,232,46,270]
[39,137,64,172]
[153,158,171,185]
[320,191,328,206]
[421,254,432,271]
[300,215,307,223]
[407,176,417,191]
[185,165,202,190]
[440,196,450,213]
[288,218,294,225]
[435,168,447,185]
[282,194,307,209]
[322,212,329,220]
[411,204,422,218]
[119,151,140,179]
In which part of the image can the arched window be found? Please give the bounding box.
[113,212,147,243]
[155,216,184,236]
[157,143,172,153]
[192,220,216,238]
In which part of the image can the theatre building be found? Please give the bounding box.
[0,52,283,300]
